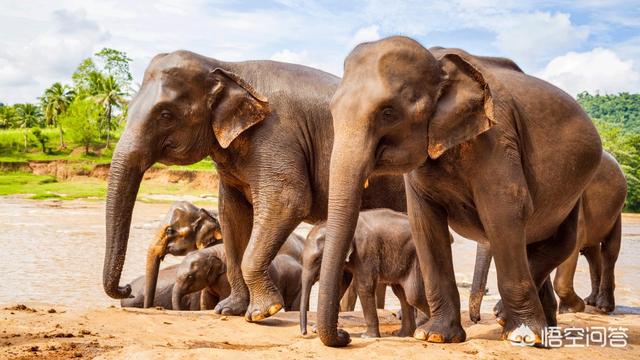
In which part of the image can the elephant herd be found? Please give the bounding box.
[106,35,626,348]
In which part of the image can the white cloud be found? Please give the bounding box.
[536,48,640,96]
[270,49,312,65]
[491,12,590,69]
[349,25,381,48]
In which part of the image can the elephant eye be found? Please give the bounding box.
[381,107,396,121]
[165,227,176,236]
[160,110,172,120]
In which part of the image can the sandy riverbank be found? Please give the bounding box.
[1,304,639,359]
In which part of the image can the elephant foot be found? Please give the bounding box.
[393,326,415,337]
[244,289,284,322]
[558,297,585,314]
[213,293,249,316]
[413,317,466,343]
[501,312,547,347]
[584,292,599,307]
[595,293,615,313]
[360,329,381,339]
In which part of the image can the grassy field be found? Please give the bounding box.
[0,171,218,204]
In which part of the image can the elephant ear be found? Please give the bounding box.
[208,68,270,149]
[428,53,496,159]
[193,208,222,249]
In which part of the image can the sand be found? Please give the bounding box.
[1,303,638,359]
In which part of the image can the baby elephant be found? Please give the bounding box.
[121,265,200,310]
[172,244,303,312]
[301,209,430,338]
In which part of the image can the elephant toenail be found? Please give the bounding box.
[268,303,282,316]
[496,317,506,327]
[414,329,427,341]
[427,333,445,343]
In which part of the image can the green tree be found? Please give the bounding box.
[59,98,102,154]
[92,75,127,149]
[31,128,49,153]
[0,104,18,129]
[95,48,133,93]
[14,103,43,151]
[41,82,75,149]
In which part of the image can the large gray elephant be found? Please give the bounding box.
[103,51,406,322]
[469,151,627,322]
[317,36,602,347]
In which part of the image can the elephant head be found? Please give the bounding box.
[300,223,353,335]
[172,245,227,310]
[144,201,222,308]
[317,36,495,346]
[104,51,269,300]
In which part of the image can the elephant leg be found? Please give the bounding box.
[582,245,602,306]
[553,247,584,314]
[526,202,581,328]
[538,276,558,325]
[391,284,415,337]
[356,275,381,338]
[405,177,465,343]
[340,277,358,312]
[597,215,621,313]
[473,174,547,344]
[403,261,430,321]
[375,284,386,309]
[214,183,254,316]
[242,191,307,322]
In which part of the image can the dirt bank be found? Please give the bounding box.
[0,304,638,359]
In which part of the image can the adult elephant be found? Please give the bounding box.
[317,36,602,347]
[469,151,626,322]
[102,51,406,321]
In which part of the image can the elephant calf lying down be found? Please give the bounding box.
[173,244,303,312]
[120,264,200,310]
[301,209,430,338]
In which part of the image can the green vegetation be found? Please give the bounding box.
[577,92,640,212]
[0,172,106,200]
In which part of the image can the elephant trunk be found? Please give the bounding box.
[144,228,170,308]
[299,265,316,335]
[316,136,372,347]
[103,150,144,299]
[469,242,492,323]
[172,281,185,310]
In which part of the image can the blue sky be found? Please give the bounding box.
[1,0,639,103]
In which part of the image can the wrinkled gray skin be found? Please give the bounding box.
[103,51,407,322]
[143,201,222,308]
[121,264,200,310]
[173,245,303,311]
[301,209,430,338]
[469,152,627,322]
[320,36,602,346]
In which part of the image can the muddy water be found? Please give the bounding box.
[0,197,638,314]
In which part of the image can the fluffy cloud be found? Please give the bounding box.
[537,48,640,96]
[491,12,590,69]
[349,25,381,48]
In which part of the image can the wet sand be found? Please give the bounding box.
[0,197,639,358]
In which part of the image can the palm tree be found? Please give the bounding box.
[41,82,75,149]
[92,75,126,149]
[15,103,42,151]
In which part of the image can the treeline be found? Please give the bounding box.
[0,48,132,154]
[577,92,640,211]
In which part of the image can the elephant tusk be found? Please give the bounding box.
[363,178,369,189]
